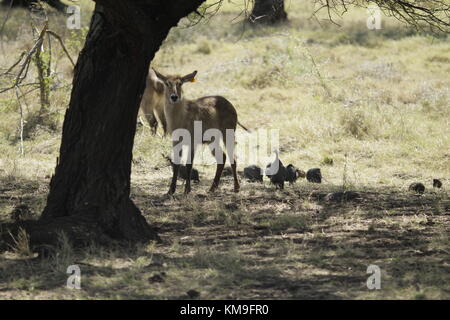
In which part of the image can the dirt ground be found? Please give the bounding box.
[1,172,448,299]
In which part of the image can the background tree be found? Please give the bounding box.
[247,0,449,32]
[249,0,287,25]
[367,0,449,31]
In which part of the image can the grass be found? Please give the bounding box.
[0,0,449,299]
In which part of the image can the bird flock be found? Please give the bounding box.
[165,151,326,190]
[165,151,443,194]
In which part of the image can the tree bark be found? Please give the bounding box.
[249,0,287,25]
[1,0,206,248]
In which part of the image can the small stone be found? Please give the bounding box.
[306,168,322,183]
[148,273,165,283]
[324,192,342,202]
[433,179,442,188]
[144,262,163,269]
[309,191,326,201]
[324,191,360,202]
[225,203,238,211]
[409,182,425,194]
[186,289,200,299]
[343,191,360,200]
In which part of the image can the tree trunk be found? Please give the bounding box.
[249,0,287,25]
[1,0,206,249]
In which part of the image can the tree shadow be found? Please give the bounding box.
[0,175,47,223]
[1,175,448,299]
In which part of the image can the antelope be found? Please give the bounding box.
[139,68,167,135]
[153,69,248,195]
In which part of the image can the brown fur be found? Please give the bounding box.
[154,69,242,195]
[139,68,167,135]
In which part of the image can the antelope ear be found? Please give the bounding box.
[149,69,165,92]
[152,68,167,83]
[181,70,197,83]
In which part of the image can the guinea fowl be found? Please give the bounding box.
[178,166,200,183]
[285,164,304,184]
[266,151,287,189]
[165,156,200,183]
[306,168,322,183]
[243,165,263,182]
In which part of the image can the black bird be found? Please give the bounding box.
[433,179,442,188]
[165,156,200,183]
[409,182,425,194]
[244,165,263,182]
[285,164,305,184]
[178,166,200,183]
[306,168,322,183]
[266,151,287,189]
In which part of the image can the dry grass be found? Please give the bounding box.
[0,178,449,299]
[0,0,449,299]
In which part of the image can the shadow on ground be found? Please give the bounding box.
[0,175,449,299]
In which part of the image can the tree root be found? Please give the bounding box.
[0,210,159,253]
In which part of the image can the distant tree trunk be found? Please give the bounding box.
[1,0,68,12]
[1,0,206,249]
[249,0,287,25]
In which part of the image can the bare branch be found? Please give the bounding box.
[0,22,48,94]
[312,0,449,33]
[47,30,76,68]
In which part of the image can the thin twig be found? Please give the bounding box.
[14,86,25,156]
[47,30,75,68]
[0,22,48,94]
[5,51,27,74]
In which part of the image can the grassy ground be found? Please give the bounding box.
[0,1,449,299]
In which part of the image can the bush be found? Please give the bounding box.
[340,108,375,139]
